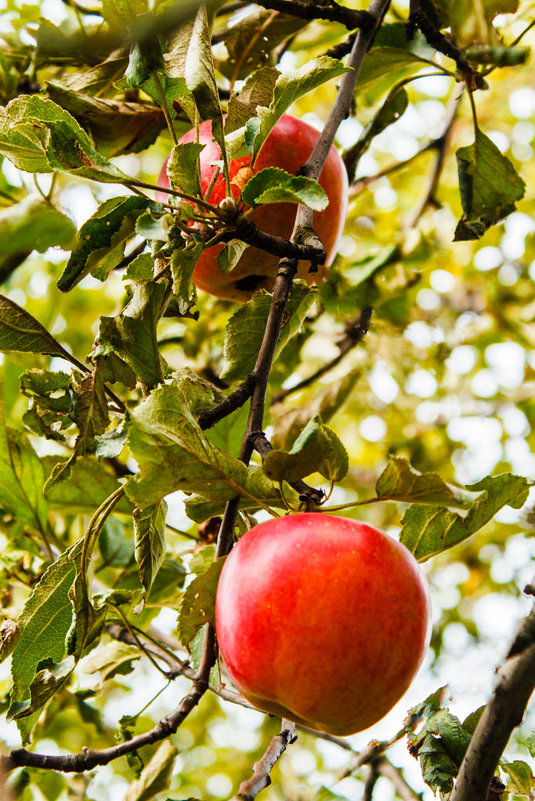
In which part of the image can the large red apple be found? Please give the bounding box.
[156,115,348,302]
[215,513,431,736]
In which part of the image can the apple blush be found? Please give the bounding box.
[215,513,431,736]
[156,114,348,302]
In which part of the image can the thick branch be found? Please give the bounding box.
[231,720,297,801]
[449,598,535,801]
[243,0,372,30]
[223,216,327,265]
[409,3,484,88]
[4,682,206,773]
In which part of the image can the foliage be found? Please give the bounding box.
[0,0,534,800]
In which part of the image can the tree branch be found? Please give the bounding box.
[230,720,297,801]
[224,216,327,264]
[374,757,422,801]
[4,681,207,773]
[242,0,373,30]
[1,618,217,774]
[271,306,372,405]
[408,1,484,88]
[198,374,257,430]
[449,596,535,801]
[404,86,463,229]
[249,430,325,506]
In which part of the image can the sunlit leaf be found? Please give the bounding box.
[222,284,316,383]
[401,473,532,560]
[455,129,525,240]
[177,557,225,648]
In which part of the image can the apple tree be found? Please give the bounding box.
[0,0,534,799]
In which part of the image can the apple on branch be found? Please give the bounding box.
[156,115,348,303]
[215,513,431,736]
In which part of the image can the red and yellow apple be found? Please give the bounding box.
[215,513,431,736]
[156,115,348,302]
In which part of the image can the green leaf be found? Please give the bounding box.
[0,195,76,282]
[47,82,166,158]
[16,656,76,719]
[241,167,328,210]
[344,88,408,181]
[143,558,187,605]
[249,57,350,160]
[0,294,79,363]
[408,709,471,794]
[401,473,532,561]
[177,557,225,649]
[134,500,167,607]
[216,8,305,83]
[216,239,248,274]
[99,280,167,389]
[376,457,483,508]
[222,284,316,383]
[44,456,132,515]
[123,740,178,801]
[263,415,348,484]
[138,73,197,128]
[172,3,221,121]
[225,66,279,135]
[83,641,141,683]
[455,129,526,240]
[501,760,534,795]
[58,196,155,292]
[189,544,216,575]
[166,141,204,197]
[170,240,203,316]
[444,0,519,47]
[98,517,135,569]
[8,541,81,726]
[272,367,361,451]
[125,39,163,88]
[0,95,128,181]
[320,246,399,316]
[125,383,278,509]
[356,47,435,99]
[101,0,148,29]
[464,45,530,67]
[20,369,74,442]
[0,412,48,531]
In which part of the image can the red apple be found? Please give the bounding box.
[215,513,431,736]
[156,115,348,302]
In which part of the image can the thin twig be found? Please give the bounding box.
[374,757,422,801]
[404,86,463,229]
[449,595,535,801]
[271,307,372,405]
[230,720,297,801]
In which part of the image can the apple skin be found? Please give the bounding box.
[156,115,348,302]
[215,513,431,736]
